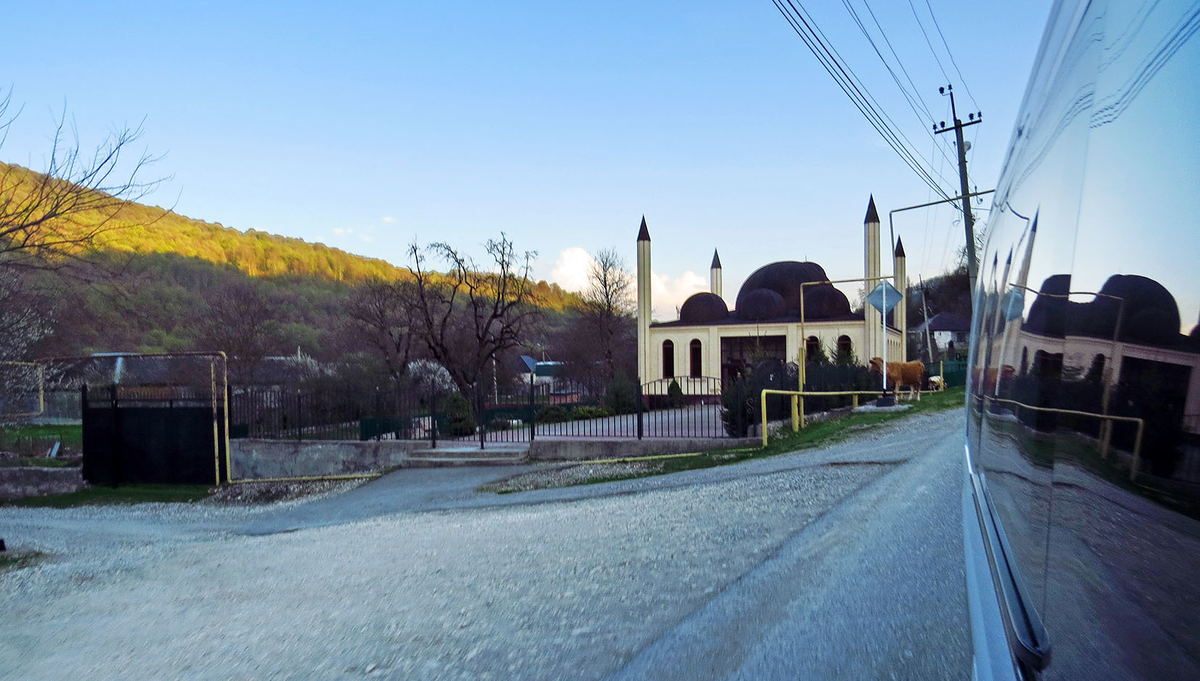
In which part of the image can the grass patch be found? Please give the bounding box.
[0,550,48,573]
[566,386,966,487]
[4,484,213,508]
[0,424,83,457]
[0,457,78,468]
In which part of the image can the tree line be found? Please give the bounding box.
[0,91,637,400]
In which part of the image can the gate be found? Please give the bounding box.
[82,384,228,486]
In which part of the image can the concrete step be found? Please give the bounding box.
[404,456,527,468]
[411,445,528,459]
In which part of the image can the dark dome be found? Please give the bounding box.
[1025,274,1071,337]
[679,292,729,323]
[735,261,832,319]
[1027,273,1183,346]
[738,288,787,321]
[802,284,852,319]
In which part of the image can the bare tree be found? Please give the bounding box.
[0,268,50,401]
[407,233,540,395]
[346,279,418,384]
[195,281,281,384]
[0,89,164,272]
[580,247,635,379]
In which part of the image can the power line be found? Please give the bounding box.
[907,0,951,84]
[923,0,979,109]
[772,0,955,202]
[840,0,960,171]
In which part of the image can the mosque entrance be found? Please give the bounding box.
[720,335,786,384]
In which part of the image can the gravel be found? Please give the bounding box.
[478,462,665,493]
[0,407,969,681]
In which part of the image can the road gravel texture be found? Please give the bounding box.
[1,409,970,680]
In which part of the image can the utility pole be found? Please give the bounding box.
[934,85,982,296]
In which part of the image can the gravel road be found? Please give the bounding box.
[0,408,970,680]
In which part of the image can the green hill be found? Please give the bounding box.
[1,161,576,360]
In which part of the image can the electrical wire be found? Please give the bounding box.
[841,0,960,171]
[924,0,980,110]
[907,0,951,85]
[772,0,955,203]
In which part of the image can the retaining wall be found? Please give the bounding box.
[230,439,426,480]
[0,466,86,501]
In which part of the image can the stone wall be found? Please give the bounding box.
[0,467,86,501]
[230,439,426,480]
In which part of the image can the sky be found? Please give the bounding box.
[4,0,1049,318]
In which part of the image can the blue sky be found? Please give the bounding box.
[4,1,1048,317]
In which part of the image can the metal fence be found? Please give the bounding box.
[230,376,742,444]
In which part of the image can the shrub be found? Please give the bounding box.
[604,372,638,415]
[488,418,512,431]
[720,373,755,437]
[443,392,477,436]
[572,405,612,420]
[667,379,684,408]
[537,405,572,423]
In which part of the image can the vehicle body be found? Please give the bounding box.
[964,0,1200,678]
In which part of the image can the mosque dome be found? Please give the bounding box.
[679,292,729,323]
[734,261,850,321]
[737,288,787,321]
[803,284,852,318]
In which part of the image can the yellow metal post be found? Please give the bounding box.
[761,390,769,448]
[791,395,799,432]
[799,394,806,429]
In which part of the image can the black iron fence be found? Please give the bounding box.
[230,375,741,443]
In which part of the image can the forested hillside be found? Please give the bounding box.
[0,161,577,363]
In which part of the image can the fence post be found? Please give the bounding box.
[430,390,438,449]
[109,384,121,488]
[478,383,486,450]
[296,389,303,442]
[528,375,536,444]
[636,383,644,440]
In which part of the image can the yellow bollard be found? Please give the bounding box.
[791,395,799,432]
[761,390,769,448]
[799,394,806,429]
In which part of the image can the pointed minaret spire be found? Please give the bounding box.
[637,216,651,242]
[864,194,880,225]
[709,249,723,298]
[636,216,652,382]
[894,236,906,257]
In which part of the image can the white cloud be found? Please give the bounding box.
[651,270,707,320]
[333,227,348,235]
[381,216,395,223]
[360,234,375,242]
[549,247,595,292]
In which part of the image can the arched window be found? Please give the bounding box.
[662,340,675,379]
[805,336,820,362]
[690,339,702,378]
[837,335,852,360]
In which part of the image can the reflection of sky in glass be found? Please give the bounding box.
[985,0,1200,334]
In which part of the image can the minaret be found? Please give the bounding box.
[637,216,652,383]
[894,236,907,361]
[710,249,722,298]
[864,195,882,361]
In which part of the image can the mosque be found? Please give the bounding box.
[636,196,907,391]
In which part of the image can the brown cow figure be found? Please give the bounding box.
[868,357,925,401]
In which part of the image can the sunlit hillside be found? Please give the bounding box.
[1,161,574,310]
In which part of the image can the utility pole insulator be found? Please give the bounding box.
[935,86,982,302]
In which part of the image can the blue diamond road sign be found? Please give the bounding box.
[865,281,903,314]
